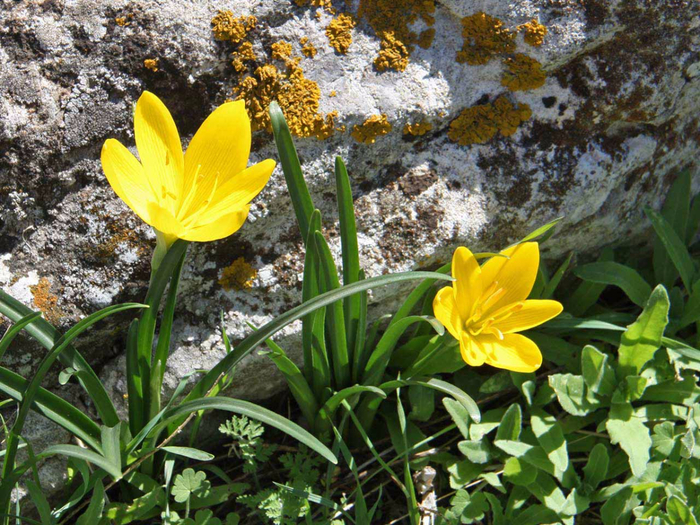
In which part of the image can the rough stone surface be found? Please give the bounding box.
[1,0,700,498]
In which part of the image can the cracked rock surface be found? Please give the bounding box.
[1,0,699,497]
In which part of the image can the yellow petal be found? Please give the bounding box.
[494,299,563,334]
[197,159,275,225]
[479,242,539,315]
[476,333,542,373]
[452,246,482,319]
[459,333,486,367]
[101,139,154,225]
[180,206,250,242]
[181,100,252,217]
[433,286,463,340]
[147,202,186,239]
[134,91,185,210]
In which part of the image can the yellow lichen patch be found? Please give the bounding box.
[272,40,293,60]
[30,277,62,324]
[115,16,129,27]
[231,41,256,73]
[295,0,335,12]
[518,19,547,46]
[351,114,392,144]
[219,258,257,291]
[403,121,433,136]
[457,12,516,65]
[211,11,256,44]
[329,90,337,97]
[447,96,531,145]
[374,31,410,72]
[501,53,546,91]
[234,58,339,140]
[357,0,436,71]
[144,58,159,72]
[326,13,356,54]
[300,37,317,58]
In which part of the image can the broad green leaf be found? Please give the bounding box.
[680,279,700,328]
[549,374,601,416]
[495,403,522,441]
[667,495,699,525]
[484,493,505,525]
[457,440,491,464]
[531,410,568,472]
[494,440,557,476]
[652,421,681,460]
[269,101,314,239]
[646,206,695,291]
[447,459,484,489]
[582,443,608,491]
[605,402,651,477]
[513,504,560,525]
[161,447,214,461]
[172,468,210,503]
[100,424,121,476]
[408,385,435,422]
[600,486,638,525]
[581,345,616,397]
[469,408,506,441]
[643,377,700,406]
[503,457,536,486]
[443,397,470,439]
[526,470,567,514]
[104,486,164,524]
[688,192,700,244]
[574,261,652,307]
[618,285,670,377]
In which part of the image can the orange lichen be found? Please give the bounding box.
[351,114,393,144]
[403,121,433,136]
[295,0,335,12]
[374,31,410,72]
[115,16,129,27]
[30,277,62,324]
[329,90,337,97]
[144,58,159,72]
[518,19,547,46]
[231,41,256,72]
[234,57,338,139]
[300,37,317,58]
[271,40,293,60]
[211,11,257,44]
[457,12,516,65]
[448,96,531,145]
[357,0,436,71]
[501,53,546,91]
[326,13,356,54]
[219,258,257,291]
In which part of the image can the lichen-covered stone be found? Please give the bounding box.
[1,0,699,502]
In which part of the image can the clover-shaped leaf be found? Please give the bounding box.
[171,468,211,503]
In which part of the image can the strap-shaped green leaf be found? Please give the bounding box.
[269,101,315,240]
[314,231,350,389]
[0,290,119,427]
[183,271,453,409]
[0,312,42,362]
[574,261,652,307]
[646,206,696,291]
[157,396,337,464]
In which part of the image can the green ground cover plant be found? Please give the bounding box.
[0,94,698,524]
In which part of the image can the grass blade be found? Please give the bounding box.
[352,271,368,383]
[389,263,450,328]
[269,101,315,239]
[511,217,563,246]
[564,248,613,316]
[125,319,143,437]
[317,385,386,429]
[335,157,361,371]
[645,206,696,291]
[653,170,691,288]
[42,445,122,480]
[0,290,119,427]
[542,252,573,299]
[574,262,652,307]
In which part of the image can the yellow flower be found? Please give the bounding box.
[101,91,275,245]
[433,242,563,373]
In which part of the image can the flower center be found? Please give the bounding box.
[465,281,523,340]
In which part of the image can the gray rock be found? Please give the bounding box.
[1,0,699,503]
